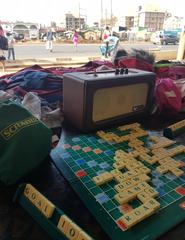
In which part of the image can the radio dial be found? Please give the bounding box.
[120,68,124,74]
[115,68,120,75]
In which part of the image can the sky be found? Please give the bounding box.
[0,0,184,26]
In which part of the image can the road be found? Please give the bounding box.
[11,42,178,59]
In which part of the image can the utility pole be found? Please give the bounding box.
[79,2,81,30]
[101,0,103,28]
[105,8,107,27]
[110,0,113,28]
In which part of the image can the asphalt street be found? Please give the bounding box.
[8,42,178,59]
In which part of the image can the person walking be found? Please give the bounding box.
[72,30,78,51]
[0,25,6,72]
[0,25,5,37]
[102,26,111,58]
[6,32,15,60]
[46,28,55,52]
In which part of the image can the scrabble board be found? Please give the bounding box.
[51,123,185,240]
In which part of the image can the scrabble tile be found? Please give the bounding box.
[114,191,135,204]
[92,175,105,186]
[132,207,147,222]
[144,198,160,211]
[115,150,127,157]
[119,212,138,228]
[132,174,150,185]
[124,170,138,179]
[113,161,126,170]
[92,172,113,186]
[66,221,81,240]
[24,184,55,218]
[139,166,151,174]
[144,187,159,198]
[170,168,184,177]
[137,182,151,190]
[130,185,143,194]
[156,165,169,174]
[57,215,71,235]
[110,169,122,176]
[138,204,154,217]
[114,174,127,183]
[114,180,134,192]
[137,191,150,203]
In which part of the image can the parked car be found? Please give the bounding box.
[12,32,24,41]
[151,32,179,45]
[30,33,38,40]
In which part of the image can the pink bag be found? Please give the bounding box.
[155,78,182,113]
[169,65,185,80]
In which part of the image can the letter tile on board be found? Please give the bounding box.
[92,175,105,186]
[57,215,71,235]
[119,211,138,228]
[132,207,146,222]
[170,168,184,177]
[138,205,154,217]
[137,191,150,203]
[144,187,159,198]
[66,221,80,240]
[111,169,122,176]
[144,198,160,211]
[115,192,134,204]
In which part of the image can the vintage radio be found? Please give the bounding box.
[63,68,156,132]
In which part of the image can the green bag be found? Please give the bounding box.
[0,100,52,185]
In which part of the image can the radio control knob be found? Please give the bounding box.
[125,68,128,74]
[115,68,120,75]
[120,68,124,74]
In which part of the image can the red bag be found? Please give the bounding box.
[118,57,154,72]
[155,78,182,113]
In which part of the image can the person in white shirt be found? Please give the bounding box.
[7,32,15,60]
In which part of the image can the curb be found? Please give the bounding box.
[3,50,178,70]
[4,56,102,69]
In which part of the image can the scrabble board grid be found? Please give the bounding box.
[51,126,185,240]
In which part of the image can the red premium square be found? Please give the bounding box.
[83,147,92,152]
[116,219,127,231]
[176,187,185,195]
[119,204,133,214]
[72,145,81,150]
[63,144,71,149]
[93,148,103,154]
[75,170,87,178]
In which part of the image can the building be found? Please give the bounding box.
[163,16,184,30]
[0,20,39,39]
[65,13,85,30]
[125,16,134,29]
[134,4,165,32]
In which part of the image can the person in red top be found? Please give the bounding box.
[0,25,5,37]
[72,30,78,51]
[102,26,111,58]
